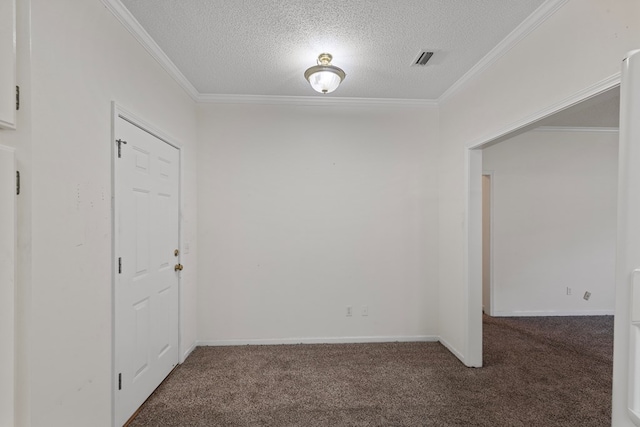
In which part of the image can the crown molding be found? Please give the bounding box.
[103,0,567,108]
[466,72,621,149]
[439,0,568,103]
[100,0,200,101]
[196,93,438,108]
[533,126,619,133]
[101,0,438,108]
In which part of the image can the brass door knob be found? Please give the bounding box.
[174,264,184,271]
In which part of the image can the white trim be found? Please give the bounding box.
[533,126,619,134]
[491,309,615,317]
[110,103,118,427]
[481,171,495,317]
[182,341,197,362]
[114,105,183,150]
[438,337,466,365]
[198,335,438,347]
[465,149,483,368]
[100,0,199,101]
[466,73,621,150]
[439,0,568,103]
[196,93,438,108]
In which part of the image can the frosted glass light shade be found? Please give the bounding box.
[304,53,346,94]
[306,70,343,94]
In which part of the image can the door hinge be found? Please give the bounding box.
[16,86,19,111]
[118,257,122,274]
[118,373,122,390]
[116,139,127,158]
[16,171,20,195]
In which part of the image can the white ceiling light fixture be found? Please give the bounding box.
[304,53,346,94]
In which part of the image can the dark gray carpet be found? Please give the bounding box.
[129,316,613,426]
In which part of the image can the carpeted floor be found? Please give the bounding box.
[128,316,613,426]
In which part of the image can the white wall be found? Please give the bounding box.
[196,103,439,344]
[483,129,618,316]
[0,0,199,425]
[0,0,636,425]
[437,0,639,424]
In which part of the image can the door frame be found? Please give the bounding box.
[110,102,183,426]
[481,171,494,316]
[463,73,621,367]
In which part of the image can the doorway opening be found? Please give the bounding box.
[466,82,621,366]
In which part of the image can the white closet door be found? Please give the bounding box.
[0,0,16,129]
[114,116,180,426]
[0,145,16,427]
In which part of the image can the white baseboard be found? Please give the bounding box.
[437,336,466,365]
[181,341,197,362]
[491,309,615,317]
[193,335,472,369]
[198,335,438,347]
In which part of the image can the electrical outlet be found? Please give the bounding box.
[362,305,369,317]
[566,287,572,296]
[584,291,591,301]
[346,306,352,317]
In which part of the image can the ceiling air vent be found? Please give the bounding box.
[412,50,434,67]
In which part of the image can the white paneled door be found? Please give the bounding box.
[0,145,15,427]
[0,0,16,129]
[114,115,180,427]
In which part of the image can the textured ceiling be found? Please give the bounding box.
[119,0,547,99]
